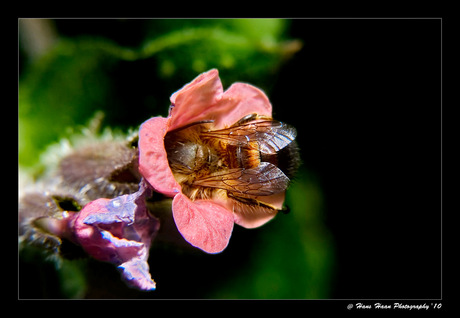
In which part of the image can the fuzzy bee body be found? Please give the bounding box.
[164,114,300,213]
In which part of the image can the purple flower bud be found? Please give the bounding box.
[70,180,159,290]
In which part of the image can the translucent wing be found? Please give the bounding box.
[193,162,289,196]
[201,119,297,154]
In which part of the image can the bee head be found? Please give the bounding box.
[165,139,203,172]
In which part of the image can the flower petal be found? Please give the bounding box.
[211,82,273,129]
[233,209,278,229]
[139,117,181,197]
[73,198,116,263]
[172,193,234,254]
[168,69,273,131]
[169,69,223,131]
[232,192,285,229]
[71,181,159,290]
[257,191,286,211]
[118,249,156,290]
[83,195,136,226]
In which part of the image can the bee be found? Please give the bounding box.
[164,113,300,214]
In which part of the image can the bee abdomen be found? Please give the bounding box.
[262,141,300,180]
[230,141,261,169]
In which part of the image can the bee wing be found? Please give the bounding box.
[193,162,289,196]
[202,120,297,154]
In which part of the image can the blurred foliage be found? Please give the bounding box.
[19,19,301,169]
[18,19,334,299]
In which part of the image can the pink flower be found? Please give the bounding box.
[139,69,289,254]
[68,180,159,290]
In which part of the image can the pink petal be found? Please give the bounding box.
[257,191,286,211]
[169,69,224,131]
[232,192,285,229]
[138,117,181,197]
[168,69,273,131]
[211,82,273,129]
[73,198,115,263]
[172,193,234,254]
[71,182,159,291]
[233,211,278,229]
